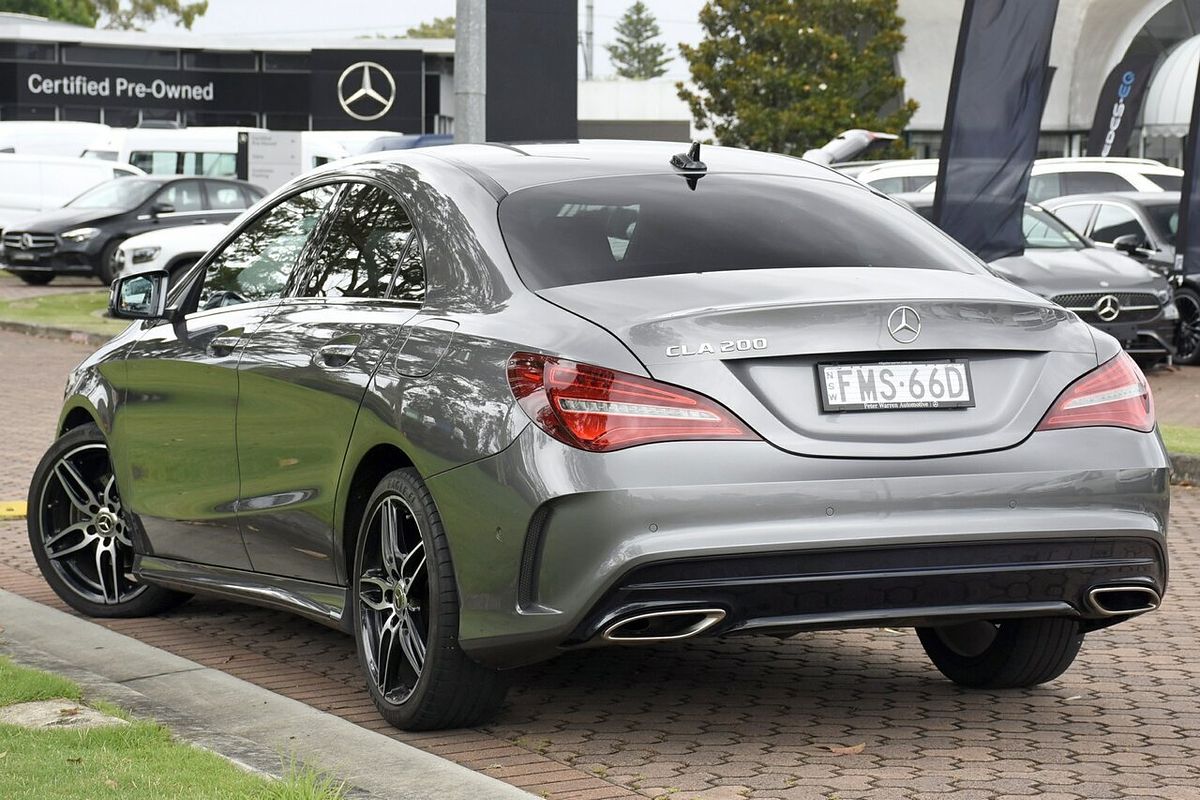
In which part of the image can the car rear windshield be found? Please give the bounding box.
[498,173,987,289]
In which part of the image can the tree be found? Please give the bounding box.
[406,15,454,38]
[678,0,917,157]
[0,0,207,28]
[606,1,670,80]
[0,0,97,25]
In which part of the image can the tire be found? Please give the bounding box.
[917,617,1083,689]
[168,258,198,282]
[352,468,507,730]
[96,239,123,285]
[15,272,53,286]
[27,423,190,618]
[1174,286,1200,365]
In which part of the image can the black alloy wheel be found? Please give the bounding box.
[1174,287,1200,365]
[27,423,189,617]
[352,468,507,730]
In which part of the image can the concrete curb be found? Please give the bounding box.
[0,588,536,800]
[0,320,112,347]
[1169,452,1200,484]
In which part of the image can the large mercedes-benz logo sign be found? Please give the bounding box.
[887,305,921,343]
[20,233,32,250]
[337,61,396,122]
[1094,294,1121,322]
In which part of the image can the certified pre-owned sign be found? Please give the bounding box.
[27,73,215,102]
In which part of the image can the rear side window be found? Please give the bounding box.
[206,182,251,210]
[1061,171,1136,195]
[302,184,422,301]
[1144,173,1182,191]
[499,174,987,290]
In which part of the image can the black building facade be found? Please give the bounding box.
[0,25,450,132]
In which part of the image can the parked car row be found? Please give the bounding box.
[895,194,1177,364]
[1,175,263,284]
[844,156,1183,201]
[843,155,1186,365]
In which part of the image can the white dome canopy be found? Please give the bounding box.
[1142,33,1200,137]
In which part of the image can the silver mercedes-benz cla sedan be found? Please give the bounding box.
[28,142,1169,730]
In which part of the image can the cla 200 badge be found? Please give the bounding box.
[666,338,768,358]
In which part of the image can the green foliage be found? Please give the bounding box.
[406,15,454,38]
[0,0,96,25]
[678,0,917,156]
[0,0,206,28]
[605,1,671,80]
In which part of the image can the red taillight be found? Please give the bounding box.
[1037,352,1154,433]
[506,352,759,452]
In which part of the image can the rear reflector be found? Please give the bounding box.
[1036,352,1154,433]
[507,352,759,451]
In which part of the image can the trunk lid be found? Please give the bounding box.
[539,268,1099,458]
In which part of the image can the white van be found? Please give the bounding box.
[81,127,349,177]
[0,121,112,158]
[0,153,143,232]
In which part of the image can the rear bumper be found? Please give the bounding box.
[427,425,1170,669]
[568,536,1165,646]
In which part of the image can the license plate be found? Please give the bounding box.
[819,361,974,412]
[7,251,36,262]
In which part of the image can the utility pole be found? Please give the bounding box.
[583,0,594,80]
[455,0,486,143]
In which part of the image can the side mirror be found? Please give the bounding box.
[150,201,175,216]
[1112,233,1149,255]
[109,270,170,320]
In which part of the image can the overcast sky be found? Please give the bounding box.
[146,1,707,79]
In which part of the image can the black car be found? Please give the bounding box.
[1038,192,1200,363]
[896,193,1177,363]
[1,175,264,285]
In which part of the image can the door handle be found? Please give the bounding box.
[315,341,359,368]
[207,334,242,357]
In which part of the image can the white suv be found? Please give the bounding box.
[845,157,1182,201]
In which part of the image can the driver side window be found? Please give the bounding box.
[197,184,337,311]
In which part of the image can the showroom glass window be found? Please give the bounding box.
[197,185,337,310]
[303,184,424,302]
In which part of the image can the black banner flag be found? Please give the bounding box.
[1086,54,1157,157]
[1176,56,1200,283]
[933,0,1060,262]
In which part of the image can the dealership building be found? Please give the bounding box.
[0,12,453,132]
[4,1,1200,162]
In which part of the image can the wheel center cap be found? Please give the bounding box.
[95,509,115,535]
[392,583,407,612]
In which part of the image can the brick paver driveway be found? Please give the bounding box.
[1,329,1197,800]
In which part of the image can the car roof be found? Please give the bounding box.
[125,174,259,188]
[371,140,857,195]
[1042,191,1181,206]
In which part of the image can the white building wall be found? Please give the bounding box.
[577,79,697,138]
[897,0,1172,133]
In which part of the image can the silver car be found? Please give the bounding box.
[28,142,1169,731]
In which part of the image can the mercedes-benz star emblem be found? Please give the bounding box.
[20,233,32,250]
[1094,294,1121,322]
[887,305,921,344]
[337,61,396,122]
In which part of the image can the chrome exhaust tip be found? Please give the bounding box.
[1087,585,1161,617]
[601,608,727,643]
